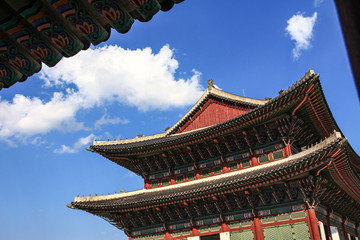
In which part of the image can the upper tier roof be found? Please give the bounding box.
[89,69,340,153]
[91,80,268,147]
[0,0,182,91]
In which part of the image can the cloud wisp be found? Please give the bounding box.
[94,115,129,130]
[0,45,204,145]
[54,134,95,154]
[285,12,318,59]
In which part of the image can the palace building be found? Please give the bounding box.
[68,70,360,240]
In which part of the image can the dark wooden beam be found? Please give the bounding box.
[213,139,223,155]
[144,157,155,172]
[264,123,274,141]
[233,193,243,209]
[195,144,206,160]
[186,146,197,162]
[232,134,242,150]
[205,143,214,158]
[270,186,280,204]
[253,128,263,145]
[222,136,232,152]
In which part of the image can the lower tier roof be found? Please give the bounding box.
[71,131,352,210]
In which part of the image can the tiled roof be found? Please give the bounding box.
[0,0,183,90]
[71,131,344,209]
[89,69,327,153]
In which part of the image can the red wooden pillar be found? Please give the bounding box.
[195,169,201,179]
[307,209,321,240]
[144,179,151,189]
[222,162,230,173]
[253,217,264,240]
[192,227,199,236]
[170,175,176,185]
[251,156,258,167]
[221,222,230,232]
[164,231,172,240]
[287,144,292,156]
[129,237,134,240]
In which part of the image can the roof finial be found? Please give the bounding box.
[208,79,214,90]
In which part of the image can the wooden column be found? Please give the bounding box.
[222,162,230,173]
[170,175,176,185]
[341,221,348,240]
[192,227,199,236]
[221,222,230,232]
[164,231,172,240]
[253,217,264,240]
[307,208,321,240]
[195,169,201,179]
[144,179,150,189]
[251,156,258,167]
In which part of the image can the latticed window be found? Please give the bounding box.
[176,174,184,183]
[272,150,285,160]
[186,172,195,180]
[213,165,222,175]
[201,168,211,177]
[230,229,254,240]
[161,178,170,186]
[241,159,251,168]
[258,154,270,164]
[150,180,159,188]
[263,222,310,240]
[229,161,239,171]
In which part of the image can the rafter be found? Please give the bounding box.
[232,134,242,150]
[168,151,180,166]
[186,146,197,162]
[222,136,232,152]
[144,157,155,172]
[270,186,280,204]
[203,202,212,215]
[242,131,252,148]
[205,143,215,157]
[233,193,243,209]
[264,123,274,141]
[253,128,263,145]
[195,144,206,159]
[256,188,267,205]
[213,139,223,155]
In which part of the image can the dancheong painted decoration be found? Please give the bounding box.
[0,0,183,91]
[68,70,360,240]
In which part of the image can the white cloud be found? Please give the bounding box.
[40,45,204,111]
[54,134,95,154]
[0,92,84,142]
[0,45,204,144]
[285,12,318,59]
[94,115,129,130]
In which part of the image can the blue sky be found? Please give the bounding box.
[0,1,359,239]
